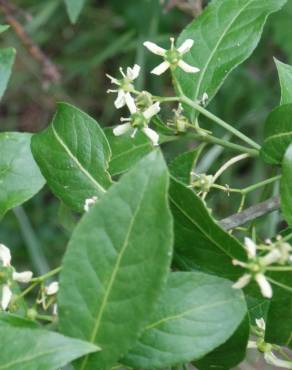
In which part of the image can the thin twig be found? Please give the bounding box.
[219,196,280,231]
[0,0,60,86]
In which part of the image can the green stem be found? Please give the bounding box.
[13,282,38,302]
[31,266,62,283]
[180,95,261,151]
[211,184,241,194]
[36,314,54,322]
[13,206,50,276]
[186,133,259,157]
[267,266,292,272]
[241,175,281,195]
[267,276,292,293]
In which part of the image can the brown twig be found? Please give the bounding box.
[0,0,61,86]
[163,0,203,16]
[219,196,280,231]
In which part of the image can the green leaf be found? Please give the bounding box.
[261,104,292,164]
[31,103,112,212]
[169,145,204,185]
[58,151,173,370]
[64,0,86,23]
[0,25,10,34]
[104,128,153,176]
[0,48,15,101]
[122,271,247,369]
[280,144,292,226]
[194,316,249,370]
[265,272,292,348]
[275,58,292,105]
[0,132,45,219]
[176,0,287,119]
[0,319,99,370]
[169,177,245,279]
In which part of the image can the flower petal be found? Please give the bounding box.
[244,237,257,258]
[124,93,137,114]
[255,273,273,298]
[260,249,281,266]
[143,102,161,120]
[45,281,59,296]
[151,61,170,75]
[142,127,159,146]
[0,244,11,267]
[143,41,166,56]
[13,271,33,283]
[84,196,98,212]
[264,351,292,368]
[113,123,131,136]
[127,64,141,80]
[106,74,120,86]
[255,317,266,331]
[177,39,194,54]
[178,60,200,73]
[232,273,252,289]
[114,90,126,109]
[1,284,12,310]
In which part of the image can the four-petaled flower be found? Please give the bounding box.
[113,101,160,146]
[144,37,200,75]
[107,64,140,109]
[0,244,33,311]
[232,237,282,298]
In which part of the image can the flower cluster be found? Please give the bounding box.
[107,37,200,146]
[248,318,292,368]
[0,244,33,311]
[232,237,291,298]
[189,173,214,195]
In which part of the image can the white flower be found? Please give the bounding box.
[0,244,11,266]
[264,351,292,368]
[144,37,200,75]
[200,92,209,106]
[84,196,98,212]
[45,281,59,296]
[1,284,12,310]
[255,317,266,331]
[232,238,274,298]
[0,243,33,311]
[255,273,273,298]
[113,102,160,146]
[12,271,33,283]
[107,64,140,109]
[232,273,251,289]
[244,237,257,258]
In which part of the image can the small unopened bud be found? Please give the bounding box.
[27,308,38,320]
[136,91,153,110]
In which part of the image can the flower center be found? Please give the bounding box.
[0,266,13,284]
[131,112,147,129]
[165,49,181,66]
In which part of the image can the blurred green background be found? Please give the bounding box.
[1,0,292,368]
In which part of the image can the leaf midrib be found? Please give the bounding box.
[264,130,292,143]
[169,194,238,260]
[51,122,106,194]
[192,0,253,104]
[80,170,152,370]
[145,296,241,331]
[0,343,84,369]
